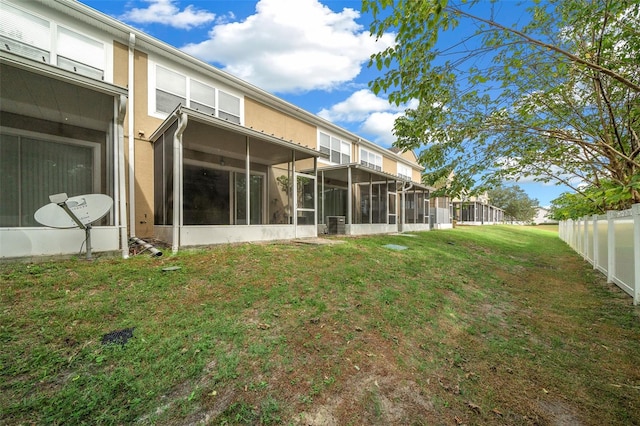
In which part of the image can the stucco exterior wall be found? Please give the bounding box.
[382,156,396,176]
[132,49,158,237]
[114,41,162,238]
[244,97,317,148]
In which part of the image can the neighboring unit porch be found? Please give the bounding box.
[151,106,320,253]
[317,164,431,236]
[452,200,504,225]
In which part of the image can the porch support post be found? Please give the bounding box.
[116,94,129,258]
[320,170,325,226]
[292,150,297,237]
[172,111,188,254]
[369,174,373,224]
[347,166,353,228]
[245,136,250,225]
[314,157,318,226]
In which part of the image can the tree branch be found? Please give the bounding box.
[448,6,640,93]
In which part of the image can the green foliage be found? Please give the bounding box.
[364,0,640,206]
[549,176,640,219]
[487,184,539,222]
[548,191,599,220]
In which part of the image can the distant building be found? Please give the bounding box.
[533,207,558,225]
[451,192,504,225]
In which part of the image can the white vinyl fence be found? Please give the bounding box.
[558,204,640,305]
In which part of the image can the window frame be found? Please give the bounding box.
[0,126,102,227]
[55,24,106,80]
[0,2,110,81]
[360,148,382,172]
[150,62,242,124]
[397,163,412,181]
[318,131,351,165]
[182,157,266,225]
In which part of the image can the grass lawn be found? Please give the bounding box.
[1,226,639,425]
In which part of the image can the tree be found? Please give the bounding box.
[548,174,640,219]
[364,0,640,211]
[487,184,538,223]
[548,190,600,221]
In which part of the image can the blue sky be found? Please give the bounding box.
[80,0,570,206]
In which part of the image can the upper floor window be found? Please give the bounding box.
[218,90,241,123]
[56,26,104,80]
[156,65,187,114]
[0,2,50,63]
[0,2,105,80]
[397,163,412,180]
[360,148,382,172]
[190,79,216,115]
[319,132,350,164]
[153,64,241,124]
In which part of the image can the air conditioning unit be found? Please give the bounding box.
[326,216,345,235]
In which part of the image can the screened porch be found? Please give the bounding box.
[0,51,128,259]
[151,106,319,252]
[317,164,431,236]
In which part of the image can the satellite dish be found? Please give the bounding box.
[35,193,113,229]
[34,193,114,260]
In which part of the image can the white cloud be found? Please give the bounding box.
[120,0,216,30]
[318,89,395,122]
[360,111,402,146]
[318,89,418,146]
[180,0,394,93]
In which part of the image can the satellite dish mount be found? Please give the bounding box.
[50,193,94,260]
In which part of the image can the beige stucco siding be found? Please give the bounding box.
[382,157,396,176]
[114,42,161,238]
[399,149,418,163]
[244,97,317,149]
[133,49,161,237]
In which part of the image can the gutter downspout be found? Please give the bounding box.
[172,109,188,254]
[116,94,129,258]
[127,32,136,237]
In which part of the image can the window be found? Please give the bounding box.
[190,79,216,115]
[397,164,412,180]
[319,133,330,157]
[360,148,382,171]
[0,130,101,227]
[56,26,104,80]
[357,182,387,224]
[218,90,241,123]
[0,4,108,80]
[235,173,264,225]
[181,166,266,225]
[0,2,50,63]
[156,65,187,114]
[319,132,350,164]
[153,65,241,123]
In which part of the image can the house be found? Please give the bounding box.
[0,0,433,259]
[533,207,557,225]
[451,193,504,225]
